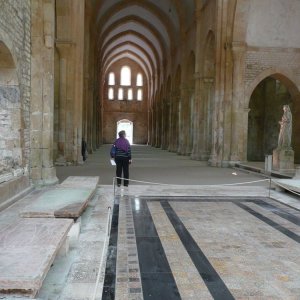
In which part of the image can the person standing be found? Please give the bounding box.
[110,130,132,187]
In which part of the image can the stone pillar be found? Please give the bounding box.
[31,0,58,185]
[229,42,246,164]
[169,92,179,152]
[201,78,214,160]
[178,86,187,155]
[72,0,85,164]
[191,73,202,160]
[55,42,75,165]
[191,5,202,160]
[161,99,170,150]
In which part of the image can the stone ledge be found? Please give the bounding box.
[0,176,30,210]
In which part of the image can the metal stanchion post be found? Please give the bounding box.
[113,177,116,198]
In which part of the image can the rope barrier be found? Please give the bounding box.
[112,176,270,187]
[112,176,272,197]
[91,206,112,300]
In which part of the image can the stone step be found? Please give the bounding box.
[60,176,99,189]
[0,218,73,298]
[273,179,300,193]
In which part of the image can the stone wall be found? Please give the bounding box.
[245,49,300,90]
[0,0,31,180]
[102,58,148,144]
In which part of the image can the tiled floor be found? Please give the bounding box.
[103,193,300,300]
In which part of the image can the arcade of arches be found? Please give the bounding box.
[1,0,300,202]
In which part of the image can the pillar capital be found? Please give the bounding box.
[55,40,74,57]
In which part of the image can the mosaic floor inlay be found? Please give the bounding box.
[103,196,300,300]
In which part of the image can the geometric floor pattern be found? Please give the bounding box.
[103,196,300,300]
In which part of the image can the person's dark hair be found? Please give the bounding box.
[118,130,126,137]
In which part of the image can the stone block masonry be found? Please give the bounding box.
[0,0,31,173]
[245,48,300,90]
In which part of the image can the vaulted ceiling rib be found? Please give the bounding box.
[93,0,195,92]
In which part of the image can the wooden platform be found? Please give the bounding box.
[0,218,73,298]
[20,176,99,219]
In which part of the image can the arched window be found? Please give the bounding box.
[128,88,133,100]
[137,89,143,101]
[108,87,114,100]
[120,66,131,86]
[136,73,143,86]
[108,72,115,85]
[118,88,124,100]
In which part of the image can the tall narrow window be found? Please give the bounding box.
[118,88,124,100]
[128,88,133,100]
[108,72,115,85]
[136,73,143,86]
[137,89,143,101]
[120,66,131,86]
[108,87,114,100]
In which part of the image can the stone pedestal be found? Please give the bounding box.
[272,148,295,174]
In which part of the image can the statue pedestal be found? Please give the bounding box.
[272,148,295,175]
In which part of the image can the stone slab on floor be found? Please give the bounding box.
[20,186,96,219]
[0,218,73,298]
[59,176,99,189]
[273,179,300,193]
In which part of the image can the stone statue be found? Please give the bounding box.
[277,104,292,149]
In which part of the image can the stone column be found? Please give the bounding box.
[31,0,58,185]
[161,99,169,150]
[229,42,246,164]
[72,0,85,164]
[168,91,179,152]
[201,78,214,160]
[55,41,76,165]
[191,73,202,160]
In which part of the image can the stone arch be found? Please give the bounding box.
[245,68,300,105]
[96,0,177,45]
[246,70,300,162]
[102,42,154,80]
[0,41,23,175]
[99,15,167,60]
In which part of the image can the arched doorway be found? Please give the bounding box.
[117,119,133,144]
[247,75,300,162]
[0,41,22,175]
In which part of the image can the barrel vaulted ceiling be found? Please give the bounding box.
[92,0,195,94]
